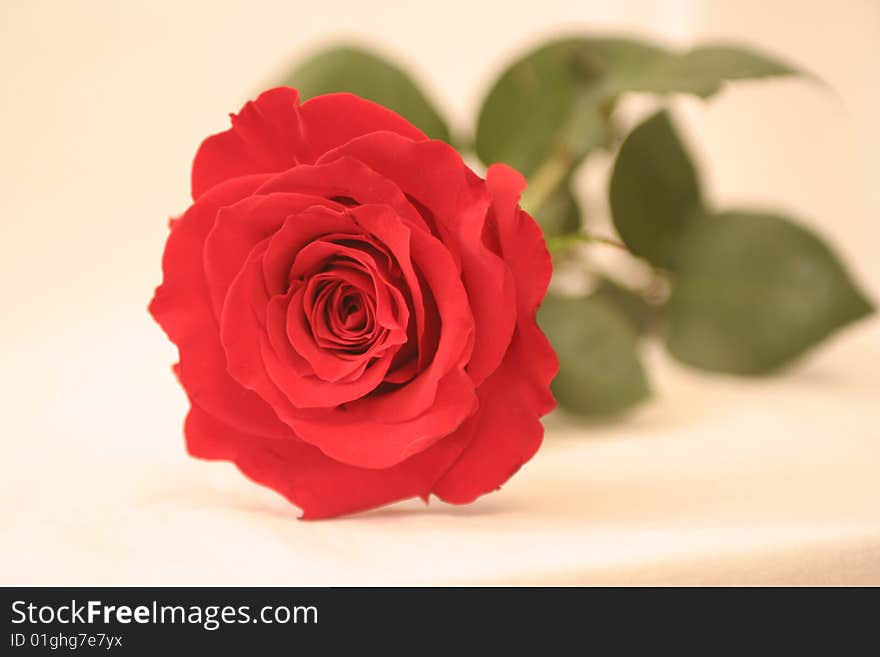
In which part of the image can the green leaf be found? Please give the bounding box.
[592,277,662,334]
[475,38,664,176]
[475,37,799,176]
[539,293,651,417]
[282,45,452,143]
[533,179,582,236]
[609,110,703,269]
[666,211,874,374]
[608,45,800,98]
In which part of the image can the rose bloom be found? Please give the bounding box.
[150,87,557,518]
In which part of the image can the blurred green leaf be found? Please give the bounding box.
[476,38,663,176]
[593,277,662,334]
[533,178,582,236]
[283,45,452,143]
[607,45,800,98]
[539,293,650,417]
[476,37,799,176]
[609,110,703,269]
[666,211,874,374]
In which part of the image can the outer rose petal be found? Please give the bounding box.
[485,164,552,317]
[298,93,427,156]
[191,88,309,200]
[485,163,558,415]
[430,335,548,504]
[185,402,470,520]
[431,166,558,503]
[183,395,243,461]
[191,88,427,200]
[149,174,291,439]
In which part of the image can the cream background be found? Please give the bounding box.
[1,0,878,585]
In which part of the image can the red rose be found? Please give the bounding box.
[150,87,558,518]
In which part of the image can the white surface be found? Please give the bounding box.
[1,306,877,585]
[1,1,879,585]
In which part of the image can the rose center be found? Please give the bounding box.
[307,278,378,354]
[339,294,367,329]
[288,240,410,374]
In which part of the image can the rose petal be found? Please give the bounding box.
[286,366,478,469]
[184,402,471,520]
[203,193,344,317]
[431,166,559,503]
[220,239,395,411]
[298,92,427,157]
[149,174,290,439]
[192,89,429,201]
[282,284,390,384]
[293,204,475,425]
[431,334,547,504]
[255,158,426,229]
[191,87,311,200]
[485,163,558,415]
[218,203,479,468]
[319,132,518,385]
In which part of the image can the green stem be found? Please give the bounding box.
[520,149,573,217]
[545,232,627,254]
